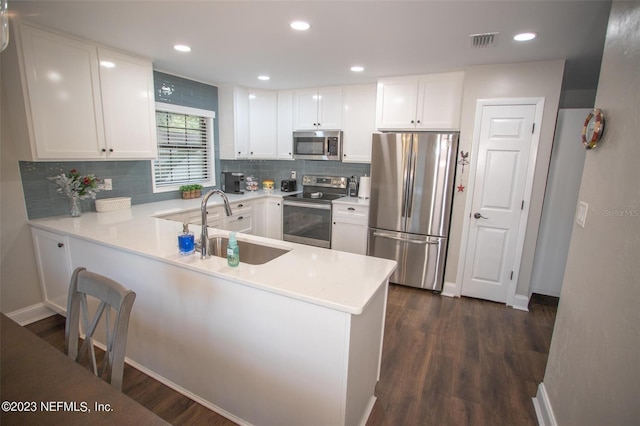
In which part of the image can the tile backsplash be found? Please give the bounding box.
[21,159,370,219]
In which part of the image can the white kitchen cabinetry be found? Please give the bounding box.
[331,202,369,255]
[31,228,73,315]
[17,23,157,161]
[219,85,250,159]
[293,87,343,130]
[248,89,278,159]
[97,48,158,159]
[342,84,376,163]
[265,197,283,240]
[277,90,294,159]
[376,72,464,131]
[225,201,254,234]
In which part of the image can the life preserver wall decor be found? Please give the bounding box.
[582,108,605,150]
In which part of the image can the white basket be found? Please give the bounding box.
[95,197,131,213]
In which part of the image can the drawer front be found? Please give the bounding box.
[332,204,369,225]
[226,214,253,234]
[229,202,253,216]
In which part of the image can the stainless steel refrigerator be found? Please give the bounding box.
[367,132,458,291]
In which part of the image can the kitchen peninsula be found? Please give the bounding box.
[29,191,397,426]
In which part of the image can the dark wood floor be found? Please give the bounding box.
[25,284,556,425]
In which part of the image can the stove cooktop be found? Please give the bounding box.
[285,192,346,204]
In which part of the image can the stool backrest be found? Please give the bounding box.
[65,267,136,391]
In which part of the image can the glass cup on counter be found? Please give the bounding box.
[245,176,259,192]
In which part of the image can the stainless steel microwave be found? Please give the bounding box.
[292,130,342,161]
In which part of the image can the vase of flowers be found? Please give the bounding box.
[47,169,102,217]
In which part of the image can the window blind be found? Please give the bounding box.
[154,111,210,187]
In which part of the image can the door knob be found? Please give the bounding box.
[474,212,488,219]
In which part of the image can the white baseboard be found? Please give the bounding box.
[512,294,530,311]
[533,382,557,426]
[5,303,56,325]
[441,281,458,298]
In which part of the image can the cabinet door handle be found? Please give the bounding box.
[348,207,355,211]
[237,204,243,208]
[411,120,415,124]
[333,222,336,225]
[277,203,280,206]
[57,243,64,248]
[109,148,114,153]
[238,216,244,220]
[416,120,421,124]
[101,148,106,153]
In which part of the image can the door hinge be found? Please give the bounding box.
[532,123,535,134]
[521,200,525,210]
[510,271,514,280]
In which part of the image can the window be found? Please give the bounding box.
[152,102,215,192]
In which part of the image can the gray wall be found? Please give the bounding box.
[530,109,589,297]
[542,2,640,423]
[1,23,43,313]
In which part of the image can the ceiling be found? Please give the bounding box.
[10,1,611,91]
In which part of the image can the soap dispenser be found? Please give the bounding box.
[178,223,195,255]
[227,232,239,267]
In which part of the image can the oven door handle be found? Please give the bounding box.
[372,231,439,245]
[283,201,332,210]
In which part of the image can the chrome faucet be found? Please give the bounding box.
[200,189,233,259]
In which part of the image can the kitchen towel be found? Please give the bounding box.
[358,176,371,199]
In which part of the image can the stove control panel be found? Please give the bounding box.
[303,175,348,188]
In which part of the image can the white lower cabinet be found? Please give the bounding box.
[331,202,369,255]
[265,197,283,240]
[225,201,254,234]
[31,228,73,315]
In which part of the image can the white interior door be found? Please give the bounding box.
[461,104,536,303]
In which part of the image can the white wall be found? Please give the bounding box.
[540,2,640,424]
[0,25,44,315]
[445,60,565,299]
[530,109,589,297]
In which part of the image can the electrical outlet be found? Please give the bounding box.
[291,171,297,179]
[103,178,113,191]
[576,201,588,228]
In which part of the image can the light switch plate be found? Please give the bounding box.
[576,201,588,228]
[103,178,113,190]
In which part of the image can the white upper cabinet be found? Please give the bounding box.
[342,84,376,163]
[248,89,277,159]
[293,86,343,130]
[17,23,157,161]
[97,48,158,159]
[276,90,294,160]
[376,72,465,131]
[220,86,283,160]
[219,85,250,159]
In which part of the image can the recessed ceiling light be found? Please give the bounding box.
[514,32,536,42]
[258,75,270,81]
[350,66,364,72]
[174,44,191,52]
[290,21,310,31]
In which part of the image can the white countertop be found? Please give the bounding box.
[29,190,395,315]
[332,196,370,207]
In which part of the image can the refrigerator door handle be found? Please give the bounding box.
[372,231,439,245]
[405,136,417,217]
[401,138,412,219]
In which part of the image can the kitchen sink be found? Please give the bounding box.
[206,236,290,265]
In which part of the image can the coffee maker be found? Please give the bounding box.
[221,172,245,194]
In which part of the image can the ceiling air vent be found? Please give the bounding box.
[470,32,499,48]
